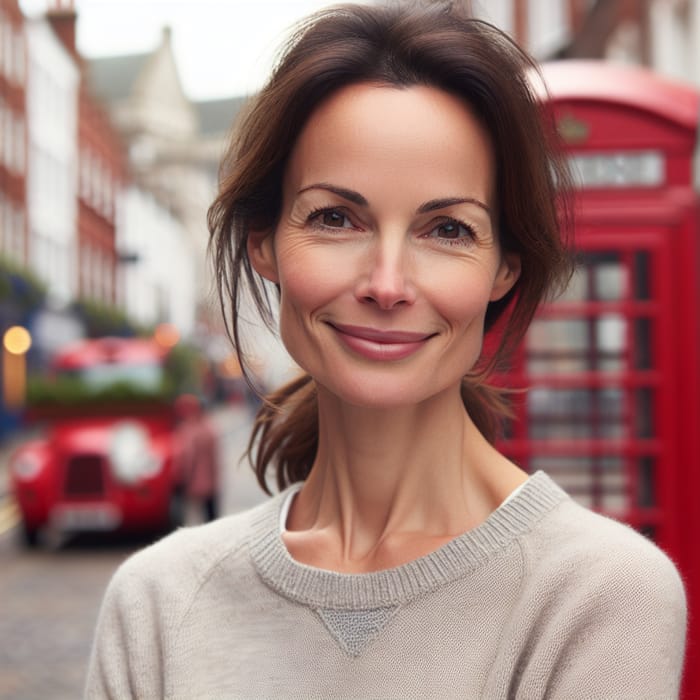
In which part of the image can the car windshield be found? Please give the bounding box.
[60,363,164,392]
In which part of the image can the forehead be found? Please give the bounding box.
[283,83,495,205]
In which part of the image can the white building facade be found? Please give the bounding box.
[118,184,195,336]
[25,17,78,305]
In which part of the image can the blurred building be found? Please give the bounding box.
[47,4,128,310]
[473,0,700,91]
[3,0,231,348]
[85,28,244,326]
[0,0,27,268]
[119,184,195,334]
[25,12,78,306]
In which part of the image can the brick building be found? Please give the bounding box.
[47,0,127,308]
[0,0,27,266]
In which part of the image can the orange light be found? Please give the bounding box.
[153,323,180,349]
[3,327,31,409]
[221,355,242,378]
[3,326,32,355]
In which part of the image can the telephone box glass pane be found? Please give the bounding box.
[633,318,653,370]
[594,261,626,301]
[526,316,627,374]
[633,252,651,300]
[635,388,654,438]
[530,455,625,511]
[596,314,626,371]
[506,242,663,532]
[527,387,625,439]
[638,457,656,507]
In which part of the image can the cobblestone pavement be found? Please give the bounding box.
[0,402,265,700]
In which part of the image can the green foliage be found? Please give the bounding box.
[25,341,206,413]
[72,299,146,338]
[164,343,205,395]
[0,257,47,310]
[26,373,176,409]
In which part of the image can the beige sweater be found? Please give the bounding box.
[85,472,686,699]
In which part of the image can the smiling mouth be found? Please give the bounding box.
[327,323,435,360]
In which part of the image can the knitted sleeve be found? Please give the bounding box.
[83,554,169,699]
[512,511,687,699]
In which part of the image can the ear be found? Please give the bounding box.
[490,252,521,302]
[247,229,279,284]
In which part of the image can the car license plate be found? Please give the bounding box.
[50,505,122,531]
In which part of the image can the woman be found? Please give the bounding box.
[86,2,686,698]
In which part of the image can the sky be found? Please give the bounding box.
[18,0,342,99]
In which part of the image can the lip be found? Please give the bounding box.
[328,323,435,361]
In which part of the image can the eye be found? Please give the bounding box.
[309,208,354,229]
[426,218,477,244]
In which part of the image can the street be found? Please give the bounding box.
[0,403,267,700]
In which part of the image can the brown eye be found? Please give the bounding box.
[322,210,349,227]
[429,219,475,242]
[437,222,461,239]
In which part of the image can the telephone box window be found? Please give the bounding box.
[633,252,651,300]
[530,455,626,513]
[633,318,653,369]
[634,388,654,439]
[637,457,656,508]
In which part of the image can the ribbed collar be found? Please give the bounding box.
[248,471,567,610]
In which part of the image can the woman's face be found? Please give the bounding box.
[249,83,519,408]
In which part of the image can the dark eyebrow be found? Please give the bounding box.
[297,185,490,216]
[297,183,368,206]
[417,197,491,215]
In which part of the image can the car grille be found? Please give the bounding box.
[64,455,106,497]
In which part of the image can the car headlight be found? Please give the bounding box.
[109,422,163,484]
[11,452,44,480]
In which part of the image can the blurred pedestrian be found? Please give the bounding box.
[85,2,686,698]
[174,393,219,522]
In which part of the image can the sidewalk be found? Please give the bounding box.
[0,424,39,499]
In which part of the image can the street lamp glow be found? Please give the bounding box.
[154,323,180,349]
[3,326,32,355]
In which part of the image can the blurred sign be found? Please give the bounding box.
[569,151,664,188]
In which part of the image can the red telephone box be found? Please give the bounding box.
[497,61,700,696]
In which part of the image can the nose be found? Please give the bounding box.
[354,235,416,310]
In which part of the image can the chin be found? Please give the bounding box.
[316,370,460,411]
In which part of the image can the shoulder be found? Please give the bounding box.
[106,496,277,611]
[506,478,686,695]
[519,485,686,618]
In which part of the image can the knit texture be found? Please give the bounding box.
[85,472,686,699]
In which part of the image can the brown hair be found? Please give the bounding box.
[208,0,573,493]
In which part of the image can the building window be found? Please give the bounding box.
[3,21,13,81]
[0,199,25,265]
[13,30,24,84]
[0,193,5,254]
[0,11,5,79]
[90,157,101,211]
[79,243,88,297]
[2,197,11,252]
[11,207,24,264]
[80,150,90,202]
[13,115,24,174]
[0,110,22,173]
[0,98,4,166]
[104,175,113,219]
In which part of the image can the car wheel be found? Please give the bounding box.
[19,522,39,548]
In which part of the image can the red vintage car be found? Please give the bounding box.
[10,337,207,546]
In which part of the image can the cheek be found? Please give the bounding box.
[426,265,496,326]
[277,245,347,313]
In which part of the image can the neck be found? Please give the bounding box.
[285,385,526,571]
